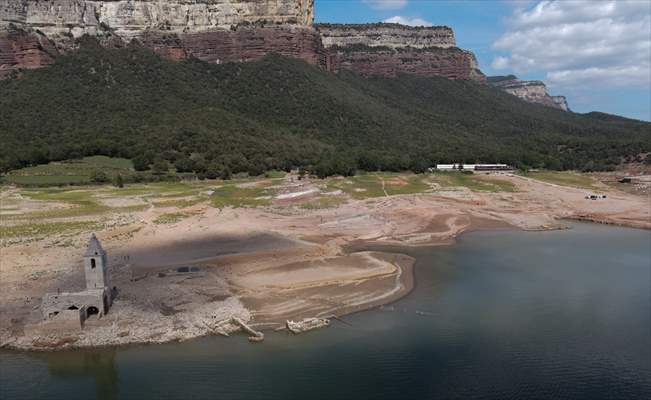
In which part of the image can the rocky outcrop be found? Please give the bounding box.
[142,25,327,67]
[551,96,570,112]
[0,28,58,79]
[1,0,314,39]
[488,75,570,111]
[0,2,485,82]
[326,45,484,81]
[316,23,455,49]
[317,23,485,82]
[0,0,321,75]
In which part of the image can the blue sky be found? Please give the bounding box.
[315,0,651,121]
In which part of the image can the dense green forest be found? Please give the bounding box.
[0,38,649,178]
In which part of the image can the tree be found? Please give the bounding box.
[113,173,124,188]
[152,159,169,175]
[90,170,109,183]
[221,166,232,180]
[132,155,150,171]
[174,156,195,173]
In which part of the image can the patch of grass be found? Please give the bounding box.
[3,156,133,186]
[431,172,518,192]
[153,211,198,225]
[3,175,91,186]
[211,184,276,208]
[522,171,600,190]
[327,175,386,199]
[17,189,108,219]
[152,197,204,208]
[326,173,429,199]
[264,170,287,179]
[0,220,102,239]
[384,174,430,195]
[106,182,200,197]
[300,196,347,209]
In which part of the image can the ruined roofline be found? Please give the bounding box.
[84,233,105,257]
[315,23,453,31]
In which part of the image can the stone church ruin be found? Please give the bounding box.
[41,234,113,330]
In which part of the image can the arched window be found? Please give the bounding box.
[91,258,96,269]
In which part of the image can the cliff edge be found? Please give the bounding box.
[317,23,485,81]
[488,75,570,111]
[1,1,485,82]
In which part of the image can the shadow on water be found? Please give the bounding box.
[36,350,119,400]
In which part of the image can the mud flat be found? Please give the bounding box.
[1,171,649,350]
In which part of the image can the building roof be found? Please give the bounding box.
[84,233,105,257]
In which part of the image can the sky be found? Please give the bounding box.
[315,0,651,121]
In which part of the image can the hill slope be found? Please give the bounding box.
[0,39,649,176]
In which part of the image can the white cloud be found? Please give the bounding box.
[491,0,651,88]
[384,16,433,27]
[363,0,408,10]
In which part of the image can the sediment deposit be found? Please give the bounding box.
[1,171,648,350]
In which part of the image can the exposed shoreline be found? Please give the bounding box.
[1,172,649,351]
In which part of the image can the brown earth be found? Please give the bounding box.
[0,172,648,350]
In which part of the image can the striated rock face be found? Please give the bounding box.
[316,23,455,49]
[142,25,327,67]
[317,23,484,82]
[488,75,570,111]
[326,46,484,81]
[551,96,570,112]
[0,28,58,79]
[1,0,314,39]
[0,2,485,82]
[0,0,320,75]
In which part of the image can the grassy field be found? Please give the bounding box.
[2,156,134,186]
[300,196,347,209]
[326,173,429,200]
[522,171,600,190]
[0,220,103,239]
[211,183,277,208]
[153,211,200,225]
[431,173,518,193]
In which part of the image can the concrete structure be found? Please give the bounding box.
[41,234,113,327]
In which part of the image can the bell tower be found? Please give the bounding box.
[83,233,109,290]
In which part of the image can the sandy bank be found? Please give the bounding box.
[1,171,649,350]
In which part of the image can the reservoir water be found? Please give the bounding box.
[1,223,649,399]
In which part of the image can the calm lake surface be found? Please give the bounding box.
[1,223,649,400]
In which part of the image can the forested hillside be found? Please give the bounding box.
[1,38,648,177]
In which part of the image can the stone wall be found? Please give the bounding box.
[42,289,108,319]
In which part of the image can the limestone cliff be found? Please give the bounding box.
[316,23,485,82]
[488,75,570,111]
[317,23,455,49]
[0,0,322,75]
[1,0,314,39]
[0,2,485,82]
